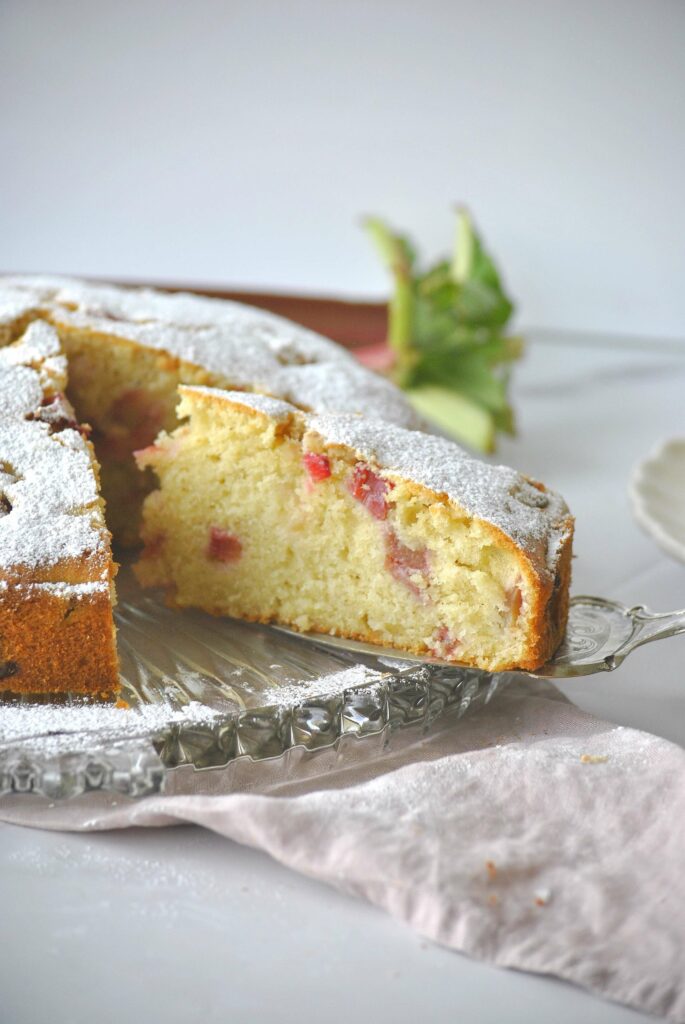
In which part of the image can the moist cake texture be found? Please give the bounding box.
[136,388,573,672]
[0,322,118,695]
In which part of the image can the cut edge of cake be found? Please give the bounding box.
[134,386,573,673]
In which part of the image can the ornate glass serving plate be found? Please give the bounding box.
[0,564,506,802]
[631,436,685,564]
[6,553,679,805]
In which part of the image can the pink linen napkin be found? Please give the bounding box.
[2,678,684,1022]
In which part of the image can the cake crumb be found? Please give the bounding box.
[115,699,130,710]
[485,860,497,880]
[580,753,608,764]
[534,888,552,906]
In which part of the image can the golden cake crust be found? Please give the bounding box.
[0,585,119,696]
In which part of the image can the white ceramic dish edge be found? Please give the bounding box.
[630,436,685,564]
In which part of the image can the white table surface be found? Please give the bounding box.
[2,331,683,1024]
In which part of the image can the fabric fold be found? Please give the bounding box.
[3,680,684,1022]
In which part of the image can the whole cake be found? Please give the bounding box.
[135,388,573,672]
[0,321,118,695]
[0,275,573,690]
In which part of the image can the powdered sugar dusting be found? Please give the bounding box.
[0,319,62,364]
[1,276,419,429]
[310,413,572,576]
[0,364,44,419]
[0,320,66,418]
[0,324,109,576]
[0,285,45,328]
[0,669,383,755]
[4,579,110,597]
[0,698,220,756]
[267,664,384,707]
[186,387,295,422]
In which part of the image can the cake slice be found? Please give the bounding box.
[0,322,119,695]
[135,387,573,672]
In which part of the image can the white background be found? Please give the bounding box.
[1,0,684,339]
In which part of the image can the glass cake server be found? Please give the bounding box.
[276,594,685,679]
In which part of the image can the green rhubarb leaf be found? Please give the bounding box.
[365,217,416,381]
[407,386,497,453]
[365,208,522,452]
